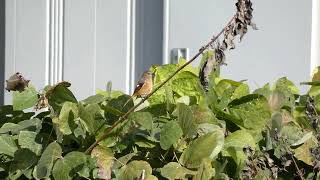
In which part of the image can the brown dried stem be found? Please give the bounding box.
[85,15,236,154]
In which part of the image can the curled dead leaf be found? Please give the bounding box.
[5,72,30,92]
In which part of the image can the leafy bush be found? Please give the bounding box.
[1,57,320,179]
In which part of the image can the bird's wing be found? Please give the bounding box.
[133,81,144,95]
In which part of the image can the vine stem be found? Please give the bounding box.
[85,15,235,154]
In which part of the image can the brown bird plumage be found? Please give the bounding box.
[123,71,154,107]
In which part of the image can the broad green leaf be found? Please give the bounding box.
[12,149,37,171]
[180,129,224,168]
[171,71,201,98]
[12,85,38,110]
[253,83,271,99]
[280,124,304,145]
[231,83,250,100]
[193,159,214,180]
[18,131,42,155]
[118,160,152,180]
[91,145,114,180]
[222,130,256,164]
[177,103,196,137]
[113,153,137,169]
[81,94,105,104]
[291,131,313,146]
[160,121,183,150]
[78,103,96,134]
[160,162,196,179]
[17,118,42,133]
[129,112,153,130]
[196,123,221,137]
[229,95,271,130]
[52,102,78,135]
[134,136,156,148]
[0,135,18,157]
[52,151,88,180]
[191,105,218,124]
[273,77,298,109]
[0,123,22,134]
[273,77,299,95]
[294,136,317,166]
[46,82,77,112]
[35,141,62,179]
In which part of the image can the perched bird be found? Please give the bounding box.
[123,71,154,107]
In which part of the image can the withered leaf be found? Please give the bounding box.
[35,93,49,111]
[5,72,30,92]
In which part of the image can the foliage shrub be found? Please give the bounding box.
[1,58,320,179]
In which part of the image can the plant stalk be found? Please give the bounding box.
[85,15,235,154]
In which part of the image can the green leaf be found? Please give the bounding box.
[113,153,137,169]
[193,159,214,180]
[12,149,38,171]
[222,130,256,164]
[229,95,271,130]
[0,123,22,135]
[17,118,42,133]
[129,112,153,130]
[0,135,18,157]
[274,77,299,95]
[35,141,62,179]
[253,83,271,99]
[177,103,196,137]
[12,85,38,110]
[46,83,77,112]
[294,136,317,166]
[291,131,313,146]
[52,102,78,135]
[160,121,183,150]
[191,105,218,124]
[81,94,105,104]
[118,160,152,180]
[52,151,88,180]
[180,129,224,168]
[160,162,196,179]
[18,131,42,155]
[134,136,156,148]
[78,103,96,135]
[231,83,250,100]
[172,71,201,98]
[91,146,114,179]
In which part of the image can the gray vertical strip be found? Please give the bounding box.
[134,0,163,83]
[48,0,64,85]
[0,0,5,106]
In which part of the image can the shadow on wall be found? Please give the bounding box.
[0,0,5,105]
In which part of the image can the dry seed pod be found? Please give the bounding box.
[199,49,225,91]
[222,0,257,50]
[5,72,30,92]
[35,93,49,111]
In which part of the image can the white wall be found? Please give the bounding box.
[166,0,312,90]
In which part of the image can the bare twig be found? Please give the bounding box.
[290,154,305,180]
[85,15,235,154]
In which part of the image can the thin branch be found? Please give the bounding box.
[290,154,305,180]
[85,15,236,154]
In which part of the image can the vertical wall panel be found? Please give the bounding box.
[95,0,130,94]
[5,0,48,104]
[64,0,131,100]
[0,0,4,105]
[135,0,163,85]
[63,0,95,100]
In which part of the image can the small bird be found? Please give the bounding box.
[123,70,154,107]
